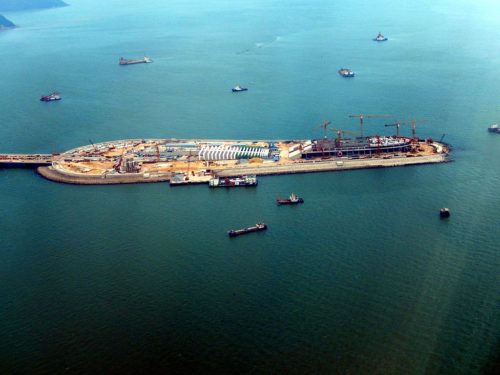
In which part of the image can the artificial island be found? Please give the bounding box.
[1,119,451,185]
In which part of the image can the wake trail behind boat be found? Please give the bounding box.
[236,36,282,55]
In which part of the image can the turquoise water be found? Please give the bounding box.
[1,1,499,374]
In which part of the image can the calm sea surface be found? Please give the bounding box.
[1,1,499,374]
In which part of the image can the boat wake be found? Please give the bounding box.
[237,36,282,55]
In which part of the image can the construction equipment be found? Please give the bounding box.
[385,119,426,140]
[88,139,98,152]
[331,128,359,143]
[349,114,392,138]
[113,156,122,172]
[384,121,403,137]
[314,120,332,139]
[156,144,161,162]
[403,119,426,140]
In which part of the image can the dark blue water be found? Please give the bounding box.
[1,1,499,374]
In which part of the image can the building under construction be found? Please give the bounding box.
[304,136,415,158]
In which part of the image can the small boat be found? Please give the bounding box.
[232,85,248,92]
[277,193,304,205]
[228,223,267,237]
[40,92,61,101]
[488,124,500,133]
[119,56,153,65]
[373,32,388,42]
[209,175,257,187]
[338,68,355,77]
[440,208,450,218]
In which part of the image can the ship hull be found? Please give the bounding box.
[228,224,267,237]
[277,198,304,205]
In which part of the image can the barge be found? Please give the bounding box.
[228,223,267,237]
[277,193,304,205]
[119,57,152,65]
[209,175,257,187]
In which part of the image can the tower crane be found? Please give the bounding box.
[313,120,332,139]
[88,139,98,152]
[384,121,403,137]
[156,144,161,162]
[349,114,392,138]
[331,128,359,144]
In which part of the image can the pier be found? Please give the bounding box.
[0,153,54,166]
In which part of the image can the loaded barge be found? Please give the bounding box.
[228,223,267,237]
[119,57,152,65]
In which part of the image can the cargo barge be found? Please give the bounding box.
[119,57,152,65]
[228,223,267,237]
[209,175,257,187]
[277,193,304,205]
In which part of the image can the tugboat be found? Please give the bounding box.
[488,124,500,133]
[440,208,451,218]
[277,193,304,205]
[338,68,355,77]
[40,92,61,101]
[232,85,248,92]
[373,32,388,41]
[119,56,153,65]
[228,223,267,237]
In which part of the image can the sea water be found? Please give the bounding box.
[0,0,499,373]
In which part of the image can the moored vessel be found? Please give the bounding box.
[40,92,61,101]
[232,85,248,92]
[209,175,257,187]
[338,68,355,77]
[228,223,267,237]
[277,193,304,205]
[119,56,153,65]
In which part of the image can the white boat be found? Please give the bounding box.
[488,124,499,133]
[232,85,248,92]
[373,32,388,41]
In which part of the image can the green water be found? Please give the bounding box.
[0,1,499,374]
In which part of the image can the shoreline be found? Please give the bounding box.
[37,153,450,185]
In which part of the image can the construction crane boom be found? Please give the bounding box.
[314,120,332,139]
[349,114,392,138]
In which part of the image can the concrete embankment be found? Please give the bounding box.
[216,154,450,177]
[37,153,449,185]
[37,166,171,185]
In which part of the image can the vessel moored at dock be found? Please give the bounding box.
[209,175,257,187]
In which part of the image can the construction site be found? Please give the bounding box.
[28,118,451,185]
